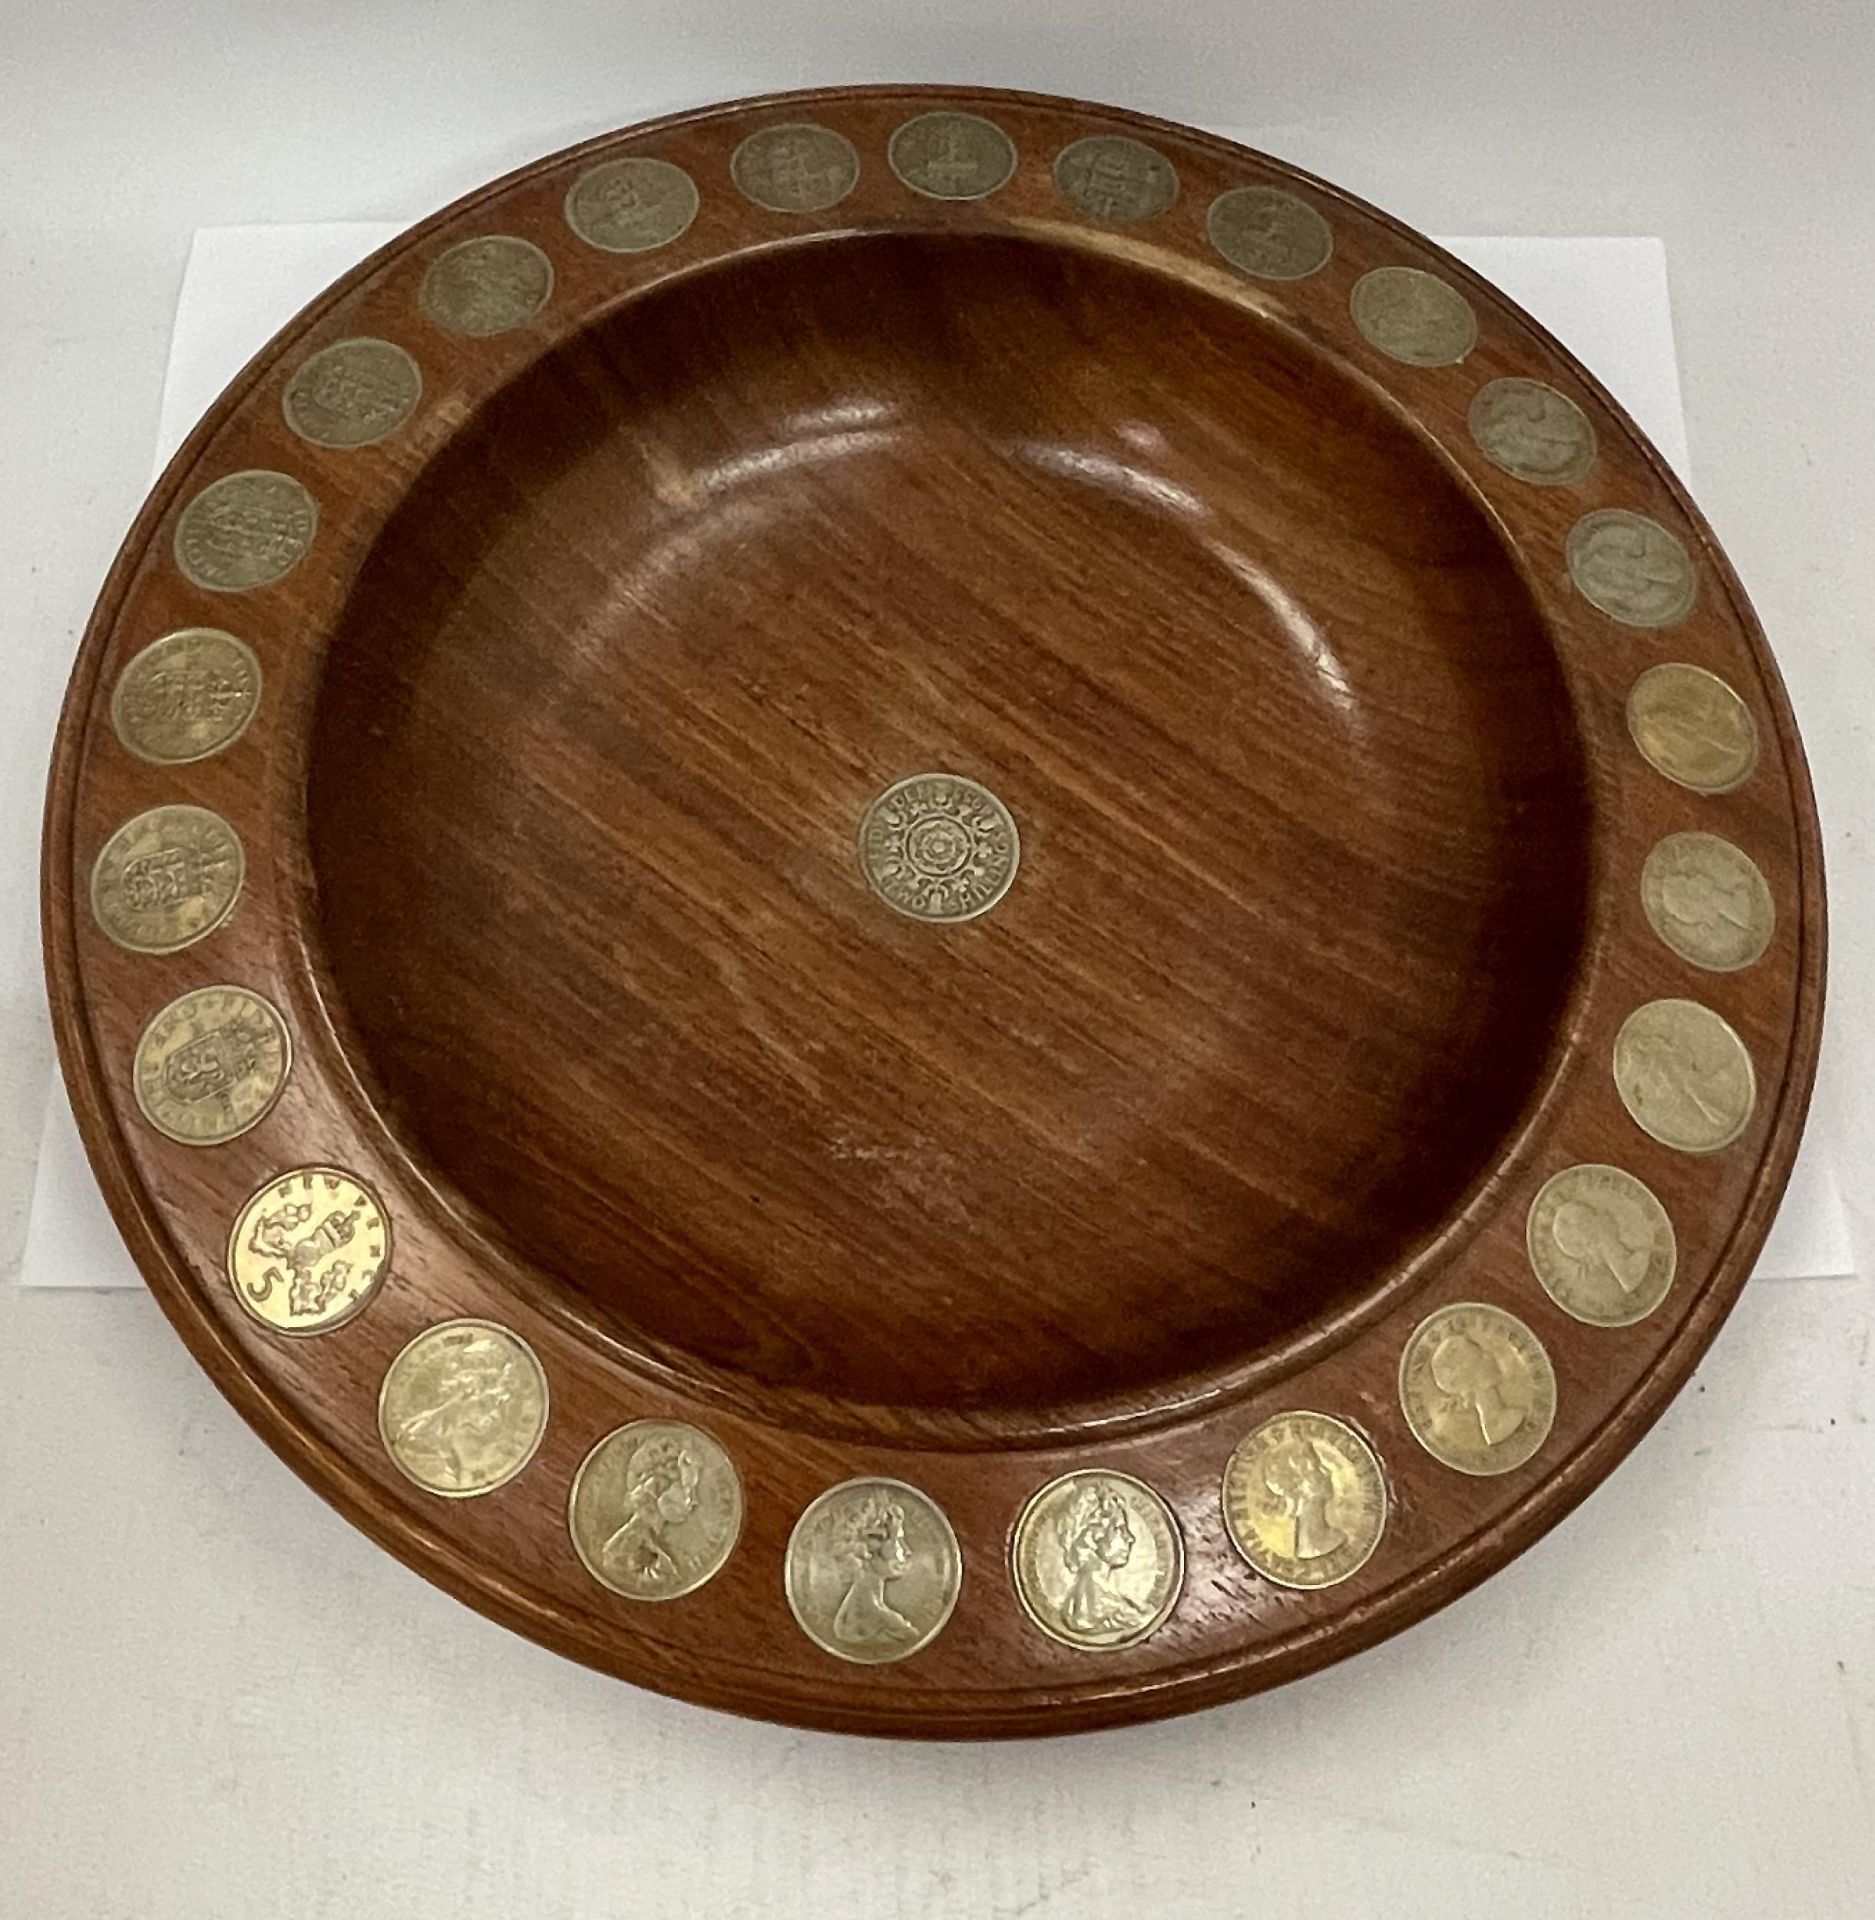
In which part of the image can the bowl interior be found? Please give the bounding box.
[306,229,1591,1425]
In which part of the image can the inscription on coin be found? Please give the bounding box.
[569,1420,744,1600]
[133,984,289,1146]
[379,1320,548,1497]
[1527,1164,1676,1326]
[90,804,244,954]
[1614,997,1757,1153]
[1400,1303,1557,1476]
[731,123,860,213]
[110,628,261,765]
[1207,185,1333,281]
[283,338,422,449]
[1627,663,1759,794]
[1567,508,1697,628]
[419,235,555,337]
[1469,377,1597,485]
[227,1166,389,1335]
[859,772,1019,923]
[1349,267,1477,367]
[888,111,1017,201]
[786,1477,960,1663]
[1223,1412,1387,1590]
[1641,831,1774,973]
[564,156,700,253]
[1053,134,1178,223]
[173,470,316,593]
[1012,1470,1183,1650]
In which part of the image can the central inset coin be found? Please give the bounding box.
[858,772,1019,923]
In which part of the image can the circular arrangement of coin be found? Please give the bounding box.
[47,87,1819,1737]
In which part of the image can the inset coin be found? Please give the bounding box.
[173,470,316,593]
[1349,267,1477,366]
[731,123,860,213]
[1011,1470,1183,1650]
[419,235,554,336]
[227,1165,389,1336]
[1614,998,1757,1153]
[90,804,244,954]
[110,627,261,765]
[1627,663,1759,793]
[565,156,699,253]
[133,984,289,1146]
[1469,377,1597,485]
[379,1320,548,1497]
[786,1477,960,1663]
[1053,134,1178,223]
[283,338,421,449]
[1207,185,1333,281]
[858,772,1019,923]
[1223,1412,1387,1590]
[569,1420,744,1601]
[888,111,1017,201]
[1641,832,1774,972]
[1567,508,1697,628]
[1400,1303,1557,1476]
[1527,1164,1676,1327]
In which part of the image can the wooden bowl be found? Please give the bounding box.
[43,85,1823,1737]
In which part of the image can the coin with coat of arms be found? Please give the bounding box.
[133,984,290,1146]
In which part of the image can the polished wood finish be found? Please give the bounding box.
[44,86,1824,1736]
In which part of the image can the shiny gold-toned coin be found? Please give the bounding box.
[90,804,244,954]
[1527,1164,1676,1327]
[133,984,289,1146]
[173,470,316,593]
[1641,831,1775,973]
[888,111,1017,201]
[1567,508,1697,628]
[282,337,422,449]
[859,772,1019,923]
[1469,376,1598,486]
[419,234,555,337]
[1011,1470,1183,1650]
[227,1165,389,1336]
[110,627,261,765]
[378,1320,548,1497]
[1053,134,1179,223]
[1614,997,1757,1153]
[731,123,860,213]
[564,156,700,253]
[1206,184,1333,281]
[1626,663,1759,794]
[786,1477,960,1663]
[1223,1412,1387,1590]
[1349,267,1477,367]
[1400,1303,1557,1476]
[569,1420,744,1601]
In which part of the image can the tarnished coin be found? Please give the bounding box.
[379,1320,548,1498]
[173,470,316,593]
[859,772,1019,923]
[1053,134,1178,224]
[1012,1469,1183,1650]
[1469,376,1597,486]
[1641,831,1774,972]
[888,111,1017,201]
[110,627,261,765]
[1206,185,1333,281]
[283,338,422,449]
[1400,1303,1557,1476]
[1527,1164,1676,1327]
[731,123,860,213]
[90,804,244,954]
[564,156,699,253]
[1223,1412,1387,1590]
[1614,997,1756,1153]
[1627,663,1759,794]
[786,1477,960,1663]
[133,984,289,1146]
[419,235,554,337]
[227,1165,389,1336]
[1349,267,1477,367]
[1567,508,1697,628]
[569,1420,743,1601]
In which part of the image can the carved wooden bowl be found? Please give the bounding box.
[44,86,1822,1736]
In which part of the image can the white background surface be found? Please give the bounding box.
[3,6,1872,1917]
